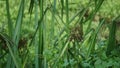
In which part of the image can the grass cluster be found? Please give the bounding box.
[0,0,120,68]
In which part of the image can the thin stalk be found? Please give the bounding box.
[38,0,44,67]
[6,0,13,37]
[5,0,13,67]
[65,0,69,31]
[34,0,39,68]
[85,0,104,35]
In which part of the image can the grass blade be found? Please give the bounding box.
[87,19,105,58]
[5,0,13,37]
[106,17,118,56]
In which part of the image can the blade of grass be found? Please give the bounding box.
[50,0,56,41]
[5,0,14,67]
[13,0,24,45]
[85,0,104,35]
[6,0,13,37]
[38,0,44,67]
[34,0,39,68]
[65,0,69,32]
[87,19,105,58]
[61,0,64,19]
[106,17,118,56]
[12,0,25,67]
[29,0,34,14]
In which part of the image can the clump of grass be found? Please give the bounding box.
[0,0,120,68]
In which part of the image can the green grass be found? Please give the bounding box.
[0,0,120,68]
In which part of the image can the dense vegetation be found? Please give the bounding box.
[0,0,120,68]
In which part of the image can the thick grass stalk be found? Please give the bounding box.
[38,0,44,67]
[13,0,24,57]
[13,0,24,44]
[106,18,117,56]
[13,0,25,67]
[5,0,13,67]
